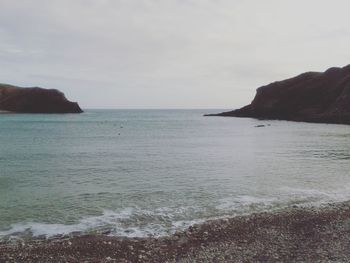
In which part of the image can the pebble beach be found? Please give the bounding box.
[2,201,350,262]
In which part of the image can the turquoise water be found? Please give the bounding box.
[1,110,350,240]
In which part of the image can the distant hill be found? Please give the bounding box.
[0,84,83,113]
[206,65,350,124]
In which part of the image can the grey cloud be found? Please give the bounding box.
[1,0,350,108]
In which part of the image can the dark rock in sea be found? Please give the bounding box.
[0,83,83,113]
[206,64,350,124]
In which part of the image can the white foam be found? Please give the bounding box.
[3,185,350,240]
[0,207,203,240]
[216,195,277,211]
[277,185,350,207]
[216,184,350,216]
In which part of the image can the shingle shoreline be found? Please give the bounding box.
[1,202,350,262]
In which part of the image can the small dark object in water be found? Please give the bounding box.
[255,125,265,128]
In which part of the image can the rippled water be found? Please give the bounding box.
[1,110,350,240]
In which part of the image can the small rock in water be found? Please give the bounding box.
[102,230,111,235]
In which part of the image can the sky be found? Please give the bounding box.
[1,0,350,109]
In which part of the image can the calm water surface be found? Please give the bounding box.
[1,110,350,239]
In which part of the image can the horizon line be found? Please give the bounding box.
[80,108,233,110]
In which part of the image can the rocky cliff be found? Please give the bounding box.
[0,84,83,113]
[206,65,350,124]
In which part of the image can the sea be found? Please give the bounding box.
[1,109,350,240]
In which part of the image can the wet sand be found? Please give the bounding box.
[2,202,350,262]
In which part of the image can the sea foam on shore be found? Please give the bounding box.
[2,201,350,262]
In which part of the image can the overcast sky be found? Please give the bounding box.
[1,0,350,109]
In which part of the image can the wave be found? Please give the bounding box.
[216,185,350,215]
[0,207,204,241]
[3,185,350,241]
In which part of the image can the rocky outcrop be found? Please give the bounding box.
[0,84,83,113]
[206,64,350,124]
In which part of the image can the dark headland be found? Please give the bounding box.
[0,83,83,113]
[206,64,350,124]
